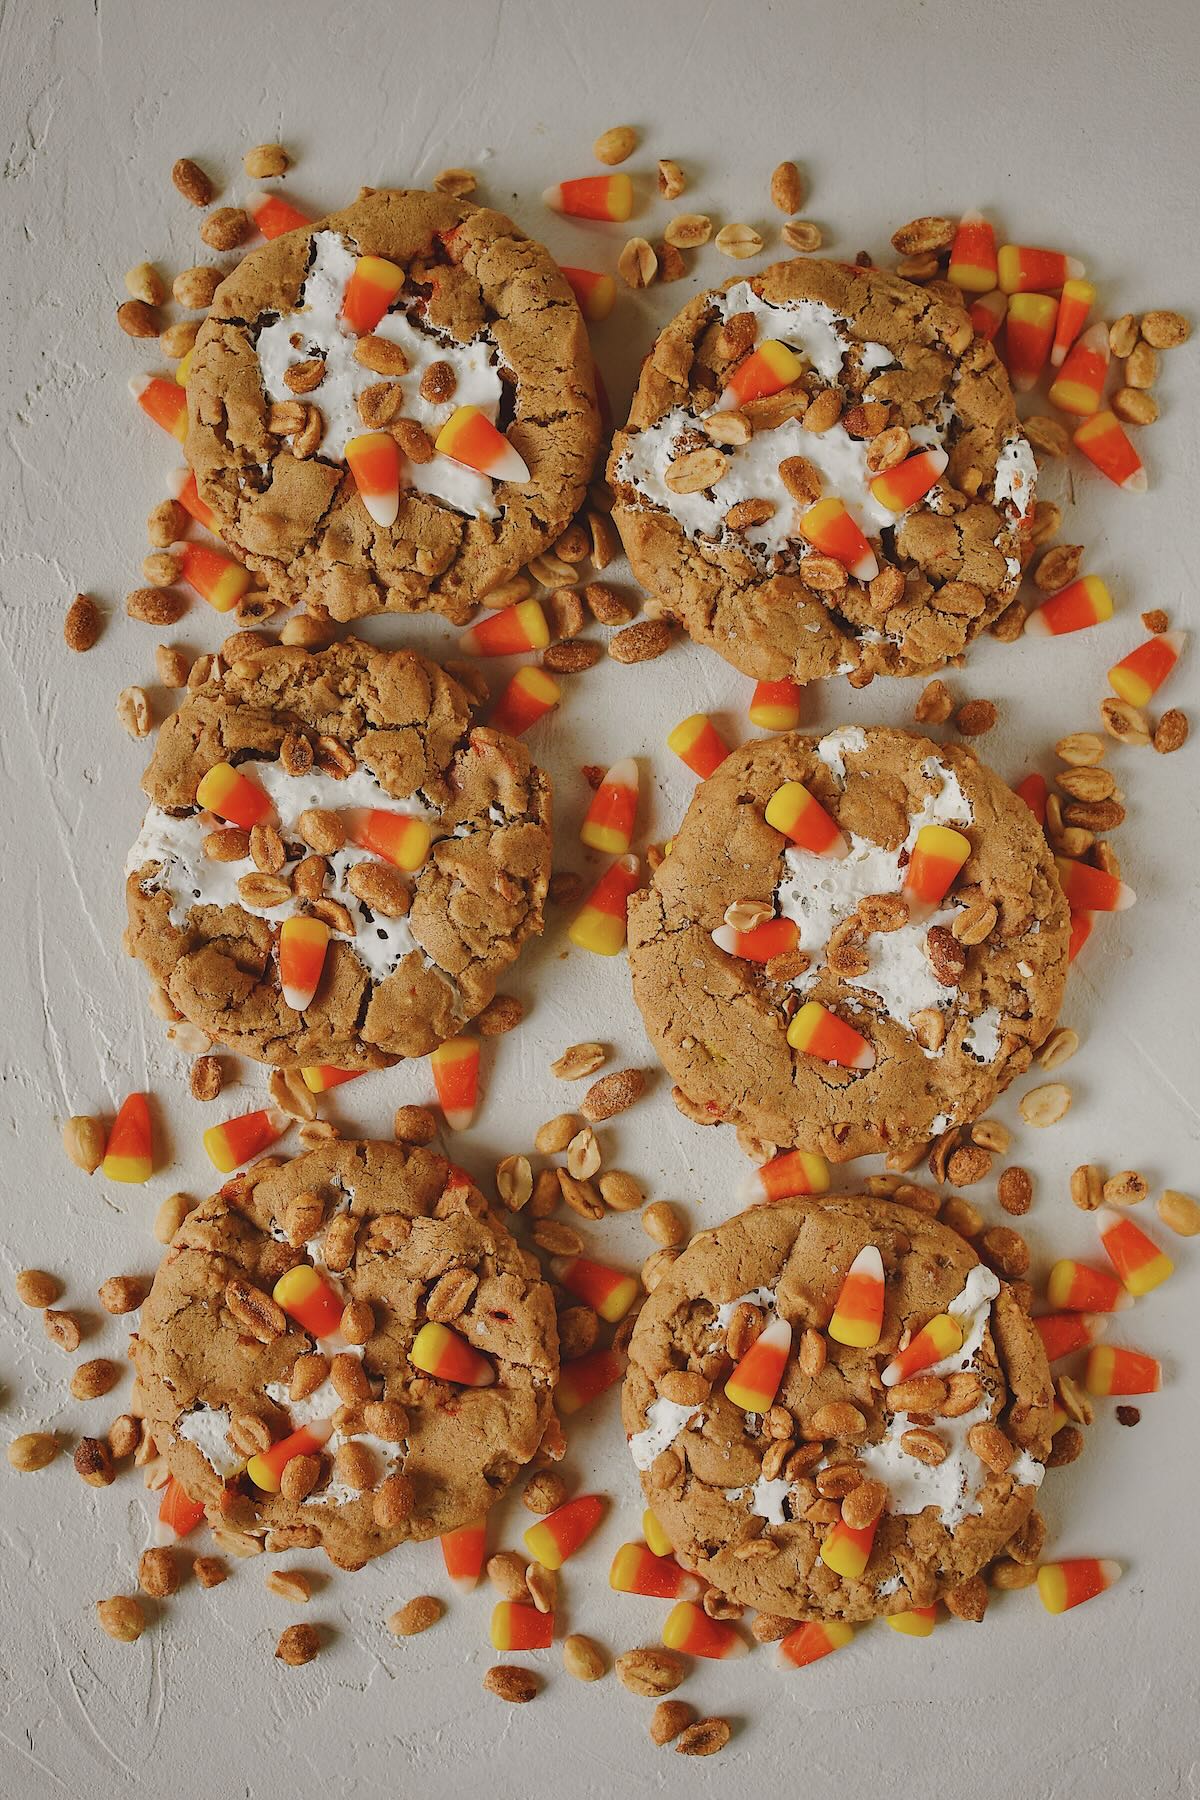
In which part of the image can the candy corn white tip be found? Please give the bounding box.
[1064,256,1086,281]
[542,183,567,212]
[440,1106,474,1133]
[1022,609,1054,637]
[850,549,880,582]
[128,373,153,400]
[711,925,738,955]
[848,1244,884,1281]
[360,489,399,527]
[1122,468,1148,493]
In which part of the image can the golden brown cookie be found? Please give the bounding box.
[135,1140,560,1570]
[628,727,1068,1161]
[186,188,600,622]
[622,1194,1053,1622]
[608,257,1034,683]
[124,640,550,1069]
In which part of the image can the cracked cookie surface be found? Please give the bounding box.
[187,188,600,623]
[628,727,1068,1161]
[125,639,551,1069]
[135,1140,560,1570]
[608,257,1034,684]
[622,1194,1052,1622]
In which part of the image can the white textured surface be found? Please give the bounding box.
[1,2,1198,1797]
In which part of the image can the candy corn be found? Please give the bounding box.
[1068,911,1094,962]
[869,448,949,513]
[829,1245,885,1348]
[490,1600,553,1651]
[1048,322,1110,416]
[1074,411,1146,492]
[543,174,634,222]
[969,290,1006,344]
[666,713,730,779]
[1097,1207,1173,1297]
[196,761,274,831]
[246,1419,334,1493]
[278,915,330,1014]
[887,1605,938,1639]
[1054,856,1136,913]
[724,1314,792,1413]
[1047,1260,1130,1314]
[717,338,805,412]
[174,347,194,389]
[1085,1344,1161,1397]
[643,1509,673,1558]
[904,823,971,911]
[997,245,1085,295]
[157,1475,207,1539]
[203,1106,289,1173]
[609,1542,703,1601]
[430,1035,480,1132]
[551,1254,639,1324]
[820,1513,878,1580]
[1024,575,1114,638]
[1037,1558,1120,1615]
[435,405,530,484]
[554,1346,623,1414]
[300,1065,364,1094]
[764,781,847,858]
[740,1148,831,1204]
[1049,279,1096,367]
[1005,294,1058,392]
[273,1263,344,1338]
[881,1313,964,1386]
[711,915,800,963]
[749,678,802,732]
[580,757,639,856]
[567,854,640,956]
[524,1494,605,1569]
[490,665,560,737]
[799,497,879,581]
[441,1518,486,1592]
[778,1619,854,1669]
[948,210,997,293]
[176,541,253,613]
[1015,771,1049,827]
[130,372,188,441]
[662,1601,747,1660]
[168,466,219,533]
[1108,632,1184,708]
[559,266,617,322]
[459,597,548,656]
[345,808,432,872]
[409,1320,495,1387]
[344,431,401,528]
[1033,1312,1106,1362]
[248,191,311,239]
[340,255,405,335]
[101,1091,153,1184]
[787,1000,875,1070]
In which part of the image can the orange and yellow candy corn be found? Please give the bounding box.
[273,1263,344,1339]
[1085,1344,1161,1397]
[998,244,1085,295]
[610,1542,703,1602]
[970,290,1007,344]
[749,678,802,732]
[101,1091,154,1184]
[1033,1311,1106,1362]
[711,914,800,962]
[829,1244,885,1348]
[1015,771,1048,827]
[436,405,530,484]
[1037,1558,1120,1615]
[887,1605,938,1639]
[580,757,639,856]
[203,1106,288,1174]
[555,1346,623,1414]
[869,448,949,514]
[904,823,971,911]
[176,541,253,613]
[568,854,639,956]
[662,1600,747,1661]
[1054,856,1135,913]
[1049,279,1096,366]
[717,337,805,412]
[345,431,400,528]
[196,761,274,831]
[300,1065,364,1094]
[490,1600,553,1651]
[820,1513,878,1581]
[1108,632,1184,708]
[1024,574,1114,638]
[788,999,875,1070]
[410,1320,495,1387]
[778,1618,854,1669]
[1068,911,1094,962]
[345,808,432,872]
[881,1313,964,1386]
[799,497,878,581]
[278,915,330,1014]
[246,1419,334,1494]
[948,210,997,293]
[525,1494,605,1569]
[1048,321,1110,416]
[248,191,311,239]
[460,597,548,657]
[1074,411,1146,492]
[741,1148,831,1204]
[559,266,617,322]
[765,780,847,858]
[543,174,633,222]
[1097,1207,1173,1297]
[430,1035,480,1132]
[643,1508,673,1558]
[157,1475,207,1539]
[441,1518,486,1592]
[168,466,219,533]
[667,713,730,779]
[174,347,194,389]
[1047,1259,1130,1314]
[130,372,188,440]
[551,1254,639,1324]
[724,1314,791,1414]
[490,665,560,736]
[340,255,405,335]
[1005,293,1058,391]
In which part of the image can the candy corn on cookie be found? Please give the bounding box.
[622,1194,1053,1621]
[608,257,1035,684]
[124,639,550,1069]
[184,188,600,622]
[628,727,1069,1160]
[134,1140,559,1570]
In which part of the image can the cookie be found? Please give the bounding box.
[125,640,550,1069]
[186,188,600,623]
[623,1193,1053,1622]
[608,257,1035,684]
[628,727,1068,1161]
[135,1139,560,1570]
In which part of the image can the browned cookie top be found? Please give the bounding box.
[608,257,1034,684]
[187,188,600,623]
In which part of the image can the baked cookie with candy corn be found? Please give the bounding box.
[135,1139,559,1570]
[125,639,550,1070]
[623,1193,1053,1622]
[628,726,1068,1160]
[609,257,1035,685]
[185,187,600,622]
